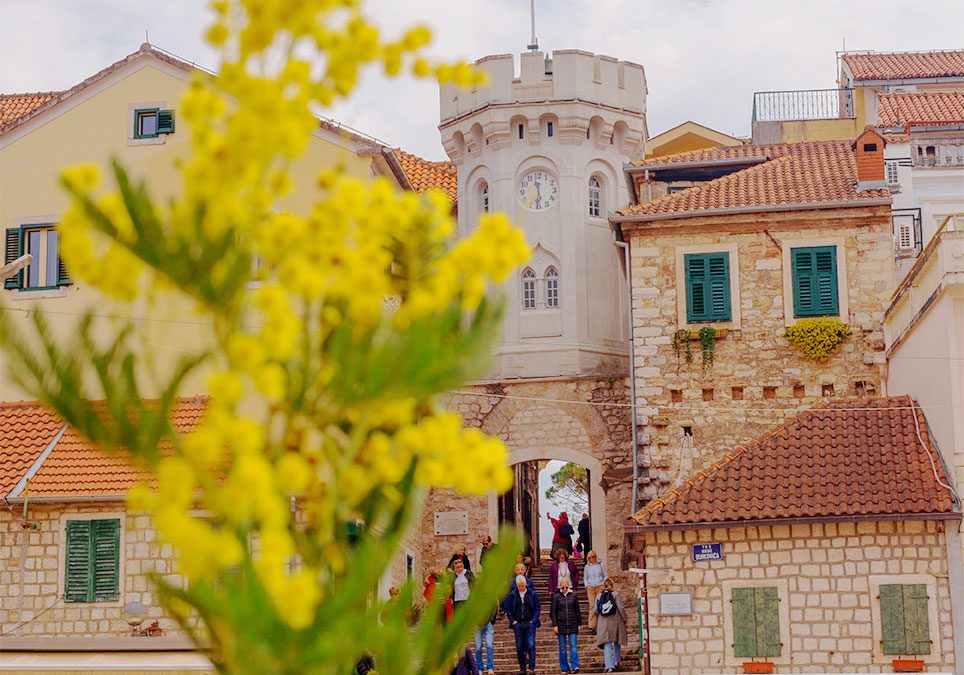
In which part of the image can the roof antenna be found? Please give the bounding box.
[527,0,538,51]
[145,28,150,45]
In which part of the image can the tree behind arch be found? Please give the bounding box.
[545,462,589,511]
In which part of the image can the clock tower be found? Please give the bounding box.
[439,50,647,379]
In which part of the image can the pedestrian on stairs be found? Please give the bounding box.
[593,578,627,673]
[550,578,582,673]
[475,604,498,675]
[450,558,474,614]
[549,548,579,595]
[583,550,607,630]
[548,511,575,557]
[504,575,540,674]
[577,513,592,555]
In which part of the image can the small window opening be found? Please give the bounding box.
[821,383,835,397]
[518,124,525,140]
[670,389,683,403]
[547,121,554,137]
[793,384,805,398]
[480,181,489,213]
[545,266,559,308]
[863,143,878,152]
[521,268,536,310]
[588,177,602,218]
[682,426,693,438]
[731,386,744,400]
[586,128,590,139]
[763,386,777,400]
[702,388,714,401]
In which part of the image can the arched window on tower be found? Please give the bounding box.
[545,266,560,308]
[479,180,489,213]
[521,268,536,310]
[588,177,602,217]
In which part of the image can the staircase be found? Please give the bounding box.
[483,559,637,674]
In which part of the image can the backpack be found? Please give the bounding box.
[598,589,617,617]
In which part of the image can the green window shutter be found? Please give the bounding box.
[92,519,120,601]
[4,228,22,290]
[157,109,175,134]
[57,255,70,285]
[792,246,838,317]
[880,584,907,654]
[731,587,757,657]
[686,253,730,322]
[902,584,931,655]
[754,586,782,657]
[65,520,93,602]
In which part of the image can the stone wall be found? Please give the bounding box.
[641,520,957,673]
[0,503,183,638]
[626,206,894,499]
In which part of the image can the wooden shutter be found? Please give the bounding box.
[792,246,838,317]
[57,255,70,285]
[157,109,175,134]
[902,584,931,655]
[880,584,906,654]
[754,586,782,657]
[65,520,93,602]
[92,519,120,601]
[731,587,757,657]
[4,228,21,289]
[686,253,730,322]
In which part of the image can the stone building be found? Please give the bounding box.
[630,396,960,674]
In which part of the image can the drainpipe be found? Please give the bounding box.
[613,233,639,514]
[644,169,652,202]
[944,525,964,675]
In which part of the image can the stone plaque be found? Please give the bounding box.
[659,592,693,616]
[434,511,469,536]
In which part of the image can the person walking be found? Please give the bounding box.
[583,550,607,630]
[449,558,474,614]
[594,578,628,673]
[548,511,575,557]
[504,575,540,674]
[448,547,472,572]
[577,513,592,555]
[474,604,497,675]
[548,547,579,596]
[550,578,582,673]
[479,536,495,569]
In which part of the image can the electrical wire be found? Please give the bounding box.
[909,398,962,506]
[0,595,62,636]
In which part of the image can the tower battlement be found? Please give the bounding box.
[440,50,646,124]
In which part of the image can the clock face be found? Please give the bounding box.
[518,171,558,211]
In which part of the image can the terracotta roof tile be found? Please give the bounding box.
[843,50,964,81]
[878,91,964,126]
[1,397,206,498]
[618,140,889,218]
[394,149,458,202]
[0,92,61,126]
[633,396,956,529]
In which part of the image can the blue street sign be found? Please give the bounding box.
[692,542,723,562]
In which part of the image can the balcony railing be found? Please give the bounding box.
[752,88,854,122]
[912,139,964,167]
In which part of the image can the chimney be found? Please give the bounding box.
[853,126,887,191]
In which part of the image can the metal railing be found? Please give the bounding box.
[752,88,854,122]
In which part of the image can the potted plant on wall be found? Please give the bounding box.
[742,661,774,673]
[892,657,925,672]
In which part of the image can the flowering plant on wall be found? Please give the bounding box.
[0,0,528,672]
[783,318,853,362]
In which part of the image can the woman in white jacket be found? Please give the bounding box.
[582,550,607,629]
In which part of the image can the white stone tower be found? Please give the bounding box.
[439,50,647,379]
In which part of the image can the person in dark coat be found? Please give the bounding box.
[549,547,580,595]
[504,575,540,674]
[448,547,471,572]
[550,578,582,672]
[479,536,494,569]
[548,511,575,556]
[577,513,592,555]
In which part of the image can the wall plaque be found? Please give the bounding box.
[659,592,693,616]
[434,511,469,536]
[692,542,723,562]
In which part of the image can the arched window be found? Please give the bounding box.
[521,268,536,310]
[545,266,560,308]
[588,177,602,217]
[480,181,489,213]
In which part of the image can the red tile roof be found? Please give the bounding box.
[877,91,964,126]
[843,50,964,81]
[633,397,957,530]
[0,397,206,498]
[617,140,889,219]
[394,149,458,202]
[0,92,61,126]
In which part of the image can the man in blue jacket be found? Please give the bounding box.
[504,574,540,674]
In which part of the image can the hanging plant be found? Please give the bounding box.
[699,326,716,370]
[783,317,853,361]
[672,329,692,366]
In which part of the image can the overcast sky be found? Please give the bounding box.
[2,1,963,160]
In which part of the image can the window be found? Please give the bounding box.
[897,221,915,251]
[731,586,781,658]
[134,108,175,139]
[521,268,536,309]
[406,554,415,579]
[65,519,120,603]
[547,121,554,137]
[4,225,70,291]
[879,584,931,655]
[667,185,690,194]
[480,181,489,213]
[518,124,525,140]
[545,266,559,308]
[863,143,878,152]
[588,177,602,217]
[791,246,838,317]
[685,253,730,322]
[886,161,900,186]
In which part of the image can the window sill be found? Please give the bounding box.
[676,327,730,339]
[10,287,67,300]
[128,135,166,147]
